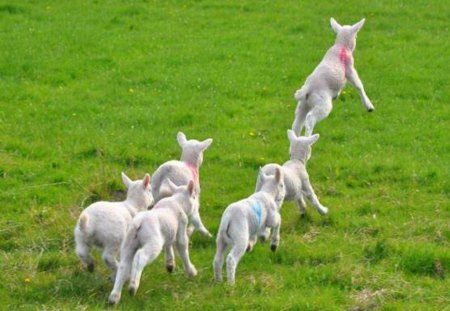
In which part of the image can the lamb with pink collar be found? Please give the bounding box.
[292,17,374,137]
[151,132,213,237]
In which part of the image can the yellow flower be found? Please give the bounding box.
[25,277,32,284]
[129,88,135,93]
[249,131,256,137]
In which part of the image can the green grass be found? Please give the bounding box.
[1,0,449,310]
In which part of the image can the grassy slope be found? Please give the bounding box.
[0,0,449,310]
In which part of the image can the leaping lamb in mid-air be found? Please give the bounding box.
[292,17,374,137]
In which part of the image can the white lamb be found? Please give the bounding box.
[256,130,328,216]
[292,17,374,137]
[74,172,152,278]
[213,167,285,285]
[151,131,213,237]
[108,180,198,305]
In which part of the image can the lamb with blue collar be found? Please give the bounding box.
[213,167,285,285]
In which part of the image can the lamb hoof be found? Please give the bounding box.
[128,285,137,296]
[166,264,174,273]
[259,235,266,243]
[108,294,119,306]
[319,207,329,215]
[87,263,94,272]
[188,266,198,277]
[270,244,277,252]
[368,108,374,112]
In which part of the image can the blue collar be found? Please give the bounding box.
[251,201,262,226]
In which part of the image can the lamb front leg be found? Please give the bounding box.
[296,194,307,215]
[346,66,374,112]
[176,222,197,277]
[190,205,212,238]
[302,178,328,215]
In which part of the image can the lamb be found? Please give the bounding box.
[151,131,213,237]
[292,17,374,137]
[74,172,152,278]
[108,180,198,305]
[256,130,328,216]
[213,167,285,285]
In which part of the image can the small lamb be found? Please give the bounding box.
[108,180,198,305]
[151,131,213,237]
[256,130,328,216]
[292,17,374,137]
[213,167,285,285]
[74,172,152,278]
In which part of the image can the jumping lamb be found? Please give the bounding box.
[108,180,198,305]
[256,130,328,216]
[292,17,374,137]
[151,131,213,237]
[74,172,152,278]
[213,167,285,285]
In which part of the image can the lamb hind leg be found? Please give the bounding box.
[213,237,227,282]
[292,101,309,136]
[296,194,307,216]
[304,94,332,137]
[128,242,163,296]
[226,241,247,285]
[75,235,95,272]
[108,249,135,305]
[164,245,175,273]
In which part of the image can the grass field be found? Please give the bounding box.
[0,0,449,310]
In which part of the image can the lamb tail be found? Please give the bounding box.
[79,213,89,233]
[218,216,232,245]
[294,86,308,102]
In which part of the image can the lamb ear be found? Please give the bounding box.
[287,129,297,141]
[275,167,282,183]
[201,138,213,150]
[352,18,365,33]
[259,167,266,183]
[177,132,187,146]
[307,134,320,145]
[187,180,195,195]
[330,17,342,33]
[143,174,151,189]
[121,172,132,188]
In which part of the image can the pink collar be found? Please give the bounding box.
[339,47,351,73]
[185,162,199,186]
